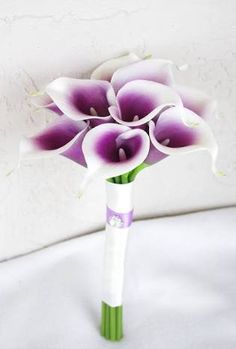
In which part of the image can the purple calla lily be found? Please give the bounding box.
[109,80,182,127]
[81,123,150,181]
[147,106,218,171]
[111,58,175,93]
[46,78,116,122]
[20,116,89,166]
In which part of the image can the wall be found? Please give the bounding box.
[0,0,236,260]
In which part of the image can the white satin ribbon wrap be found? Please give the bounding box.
[102,181,133,307]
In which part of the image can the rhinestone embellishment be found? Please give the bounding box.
[108,215,123,228]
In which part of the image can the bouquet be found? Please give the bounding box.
[20,53,218,341]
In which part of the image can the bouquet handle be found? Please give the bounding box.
[101,181,133,341]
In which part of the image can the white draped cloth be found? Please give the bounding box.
[0,207,236,349]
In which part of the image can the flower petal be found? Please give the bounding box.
[82,123,150,180]
[109,80,182,127]
[46,78,116,121]
[89,116,114,128]
[144,143,167,165]
[20,116,89,166]
[174,84,218,119]
[111,58,175,92]
[148,106,218,170]
[31,92,63,116]
[90,53,140,81]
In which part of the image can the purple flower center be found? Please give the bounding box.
[119,92,157,122]
[34,122,82,150]
[96,131,142,163]
[71,85,110,117]
[155,121,196,148]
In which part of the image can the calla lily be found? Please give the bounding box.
[148,106,218,170]
[109,80,182,127]
[81,123,150,181]
[46,78,116,122]
[174,85,217,119]
[111,58,175,93]
[91,52,140,81]
[20,116,89,166]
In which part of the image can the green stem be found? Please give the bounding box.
[116,305,123,339]
[108,163,149,185]
[101,302,106,337]
[128,163,149,182]
[110,307,116,340]
[100,302,123,341]
[114,176,121,184]
[107,177,115,183]
[120,172,129,184]
[105,303,110,338]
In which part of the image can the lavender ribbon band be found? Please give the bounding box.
[106,206,133,229]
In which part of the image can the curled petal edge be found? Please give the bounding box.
[78,124,150,194]
[109,104,175,127]
[90,52,141,81]
[149,113,218,174]
[46,77,116,121]
[31,91,63,115]
[20,120,89,161]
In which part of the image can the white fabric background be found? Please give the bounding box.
[0,0,236,260]
[1,207,236,349]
